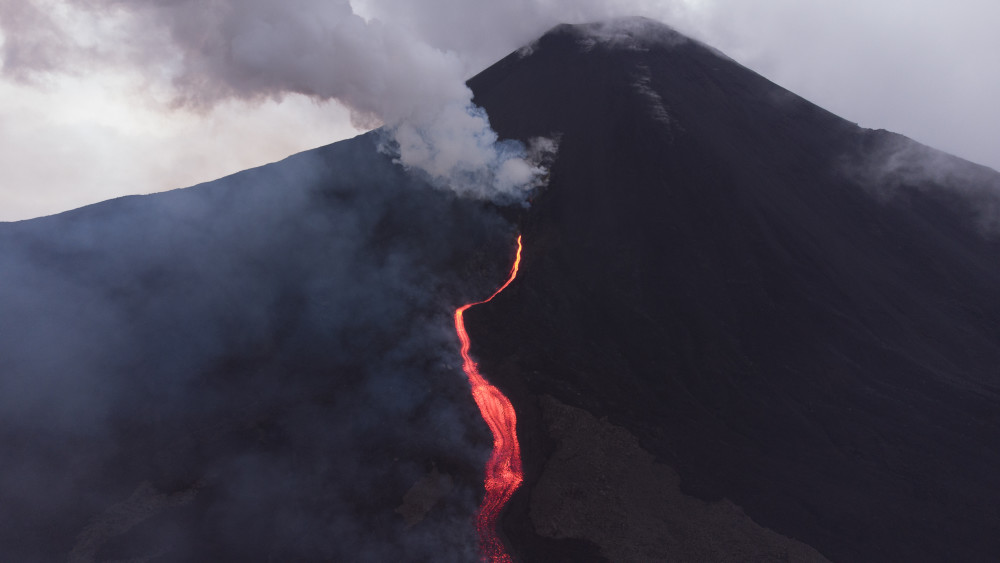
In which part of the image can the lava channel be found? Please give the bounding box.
[454,235,524,563]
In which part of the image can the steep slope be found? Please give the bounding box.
[468,19,1000,562]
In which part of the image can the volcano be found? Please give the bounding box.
[3,17,1000,562]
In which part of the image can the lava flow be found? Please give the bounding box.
[454,235,524,563]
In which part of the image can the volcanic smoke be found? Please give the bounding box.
[454,235,524,562]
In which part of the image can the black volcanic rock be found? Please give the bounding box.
[466,19,1000,562]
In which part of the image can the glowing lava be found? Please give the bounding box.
[454,235,524,563]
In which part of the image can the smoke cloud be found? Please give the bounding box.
[0,0,561,200]
[0,133,518,560]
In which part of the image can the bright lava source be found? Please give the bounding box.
[454,235,524,562]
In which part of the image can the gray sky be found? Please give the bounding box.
[1,0,997,221]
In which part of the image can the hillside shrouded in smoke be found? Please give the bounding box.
[4,15,1000,563]
[0,0,553,201]
[0,133,524,560]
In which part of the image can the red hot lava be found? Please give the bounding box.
[454,235,524,562]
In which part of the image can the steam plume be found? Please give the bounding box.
[0,0,553,200]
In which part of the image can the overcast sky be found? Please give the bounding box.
[1,0,997,221]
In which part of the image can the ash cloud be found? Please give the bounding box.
[0,0,71,78]
[0,0,555,201]
[0,2,705,220]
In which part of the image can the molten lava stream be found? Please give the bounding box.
[454,235,524,563]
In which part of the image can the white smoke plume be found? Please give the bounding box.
[0,0,557,200]
[842,131,1000,235]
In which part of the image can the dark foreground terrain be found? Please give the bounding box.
[3,17,1000,562]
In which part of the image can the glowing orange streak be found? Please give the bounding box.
[454,235,524,563]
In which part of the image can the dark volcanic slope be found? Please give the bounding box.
[468,20,1000,562]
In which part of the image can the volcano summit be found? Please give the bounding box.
[3,17,1000,562]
